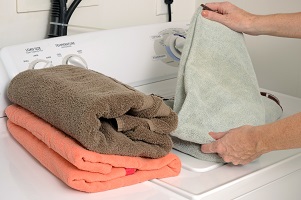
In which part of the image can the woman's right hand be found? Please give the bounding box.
[201,2,259,35]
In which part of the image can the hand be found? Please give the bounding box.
[201,2,258,35]
[201,125,266,165]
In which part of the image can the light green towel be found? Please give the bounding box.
[171,7,282,162]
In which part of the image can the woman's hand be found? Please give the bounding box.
[201,125,268,165]
[201,2,258,35]
[201,2,301,38]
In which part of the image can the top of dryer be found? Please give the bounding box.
[0,21,189,117]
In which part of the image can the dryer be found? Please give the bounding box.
[1,22,301,200]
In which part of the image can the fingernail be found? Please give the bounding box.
[201,10,208,17]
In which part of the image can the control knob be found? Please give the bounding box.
[28,59,53,69]
[62,54,88,69]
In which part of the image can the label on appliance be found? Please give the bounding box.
[150,35,163,40]
[25,47,43,54]
[152,54,167,61]
[55,42,75,48]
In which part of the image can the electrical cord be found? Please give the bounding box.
[48,0,61,38]
[62,0,82,35]
[48,0,82,38]
[59,0,67,36]
[66,0,82,24]
[164,0,173,22]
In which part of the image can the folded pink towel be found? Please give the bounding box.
[5,104,181,192]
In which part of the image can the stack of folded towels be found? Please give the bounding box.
[6,65,181,192]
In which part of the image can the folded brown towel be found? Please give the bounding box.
[7,65,178,158]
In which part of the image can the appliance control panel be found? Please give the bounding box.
[0,22,189,84]
[0,22,189,117]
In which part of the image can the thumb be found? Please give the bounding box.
[201,141,218,153]
[201,10,225,24]
[208,131,227,140]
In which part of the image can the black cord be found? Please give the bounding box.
[59,0,67,36]
[164,0,173,22]
[63,0,82,35]
[48,0,61,38]
[66,0,82,24]
[48,0,82,38]
[167,3,171,22]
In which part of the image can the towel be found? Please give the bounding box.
[261,92,283,123]
[7,65,178,158]
[5,104,181,193]
[171,7,283,162]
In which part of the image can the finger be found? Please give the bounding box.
[202,10,226,24]
[205,2,231,13]
[208,131,227,140]
[200,142,218,153]
[203,2,222,11]
[201,10,209,17]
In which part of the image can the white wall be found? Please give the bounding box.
[0,0,196,47]
[1,0,301,98]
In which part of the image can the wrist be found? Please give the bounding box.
[244,14,261,36]
[253,125,271,154]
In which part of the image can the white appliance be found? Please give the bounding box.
[1,22,301,200]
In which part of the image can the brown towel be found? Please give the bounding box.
[7,65,178,158]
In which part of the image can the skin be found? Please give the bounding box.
[199,2,301,165]
[201,2,301,38]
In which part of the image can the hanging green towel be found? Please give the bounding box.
[171,7,283,162]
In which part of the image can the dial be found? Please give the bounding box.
[28,59,53,69]
[153,28,187,67]
[164,34,186,61]
[62,54,88,69]
[174,35,186,53]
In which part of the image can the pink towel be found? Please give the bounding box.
[5,104,181,193]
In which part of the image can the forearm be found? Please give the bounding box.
[251,13,301,38]
[257,112,301,153]
[202,2,301,38]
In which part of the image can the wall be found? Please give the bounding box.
[0,0,196,47]
[0,0,300,98]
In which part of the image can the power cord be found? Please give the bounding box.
[164,0,173,22]
[48,0,82,38]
